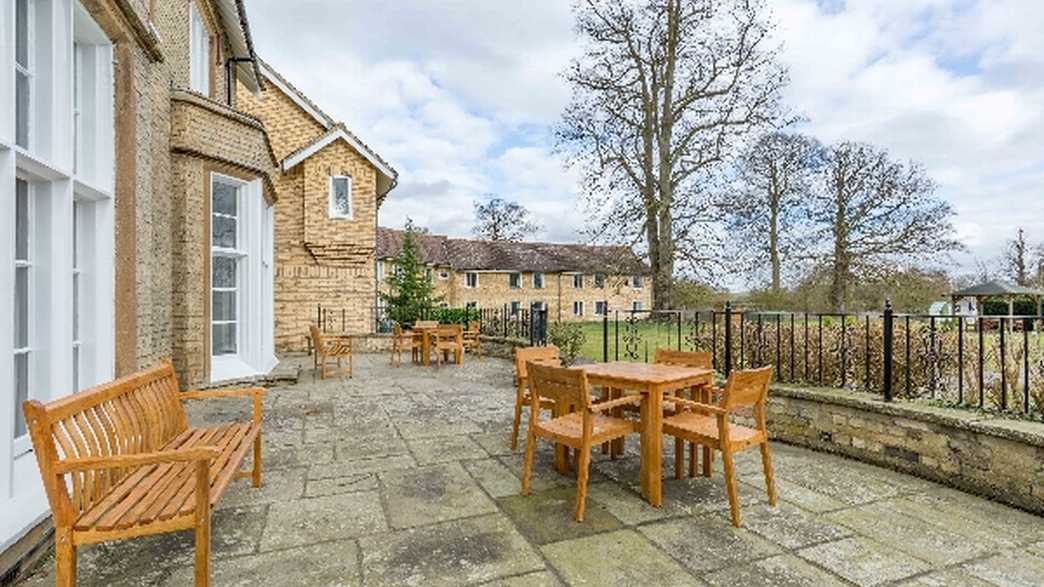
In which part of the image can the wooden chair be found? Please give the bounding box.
[309,325,353,379]
[22,361,263,587]
[390,323,417,367]
[653,348,715,478]
[662,366,776,527]
[432,324,464,366]
[462,320,482,356]
[521,362,640,521]
[510,345,560,451]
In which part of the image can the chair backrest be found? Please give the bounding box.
[526,362,591,412]
[22,361,190,525]
[514,345,560,381]
[466,320,481,333]
[393,322,406,337]
[654,348,712,370]
[309,325,324,349]
[437,324,462,336]
[415,320,438,329]
[721,366,773,410]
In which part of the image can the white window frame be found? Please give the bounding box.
[533,272,544,289]
[328,175,352,219]
[189,1,210,96]
[210,174,246,364]
[376,260,384,281]
[438,271,449,280]
[465,272,478,288]
[509,273,521,289]
[573,301,584,317]
[14,0,34,150]
[573,274,583,289]
[465,301,478,310]
[12,177,33,455]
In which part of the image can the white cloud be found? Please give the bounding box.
[245,0,1044,279]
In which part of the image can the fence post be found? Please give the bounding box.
[503,304,508,338]
[602,301,609,362]
[724,301,733,377]
[882,299,894,402]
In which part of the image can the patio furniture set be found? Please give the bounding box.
[513,345,777,527]
[389,320,481,367]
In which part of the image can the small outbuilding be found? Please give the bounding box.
[950,280,1044,316]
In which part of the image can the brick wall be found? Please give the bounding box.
[379,266,652,322]
[236,77,327,161]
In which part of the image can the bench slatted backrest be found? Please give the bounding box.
[22,361,190,525]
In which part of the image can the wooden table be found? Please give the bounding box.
[412,327,438,366]
[572,361,713,507]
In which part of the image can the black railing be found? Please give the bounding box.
[317,303,549,346]
[600,301,1044,419]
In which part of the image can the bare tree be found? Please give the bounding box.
[1002,228,1031,286]
[720,132,822,293]
[808,142,964,312]
[557,0,788,309]
[472,197,541,242]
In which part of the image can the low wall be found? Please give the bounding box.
[758,385,1044,515]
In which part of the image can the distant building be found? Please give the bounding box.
[375,229,652,321]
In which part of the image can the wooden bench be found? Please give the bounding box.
[22,361,264,586]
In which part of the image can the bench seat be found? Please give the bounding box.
[76,423,260,532]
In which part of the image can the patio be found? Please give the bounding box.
[19,354,1044,587]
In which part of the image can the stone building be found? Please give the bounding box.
[376,228,652,322]
[0,0,280,569]
[237,61,398,353]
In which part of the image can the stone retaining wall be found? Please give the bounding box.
[349,334,529,359]
[758,385,1044,515]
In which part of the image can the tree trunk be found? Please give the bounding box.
[830,172,848,312]
[768,166,781,295]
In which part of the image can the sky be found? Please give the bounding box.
[246,0,1044,282]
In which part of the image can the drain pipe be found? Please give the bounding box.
[225,57,256,106]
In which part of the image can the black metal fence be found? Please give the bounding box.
[599,301,1044,419]
[316,303,549,346]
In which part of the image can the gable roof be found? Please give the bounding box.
[376,228,650,275]
[952,280,1044,297]
[259,61,398,198]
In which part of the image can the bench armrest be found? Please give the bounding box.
[55,447,221,474]
[664,395,727,415]
[179,387,265,401]
[589,395,641,413]
[180,387,264,426]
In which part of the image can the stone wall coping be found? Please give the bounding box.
[771,383,1044,449]
[171,89,268,131]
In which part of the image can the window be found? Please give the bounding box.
[466,272,478,288]
[425,268,433,282]
[533,272,544,289]
[594,273,606,288]
[509,273,521,289]
[632,275,642,288]
[573,274,584,289]
[211,176,242,357]
[13,179,31,440]
[595,301,607,316]
[72,202,82,392]
[329,176,352,219]
[438,271,449,280]
[531,300,546,311]
[189,1,211,95]
[573,301,584,316]
[15,0,33,148]
[633,301,643,312]
[376,261,384,281]
[465,301,478,310]
[510,301,521,316]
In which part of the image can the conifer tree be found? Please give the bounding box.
[381,220,441,323]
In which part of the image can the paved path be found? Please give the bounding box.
[20,354,1044,586]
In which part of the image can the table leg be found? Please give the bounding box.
[640,386,663,507]
[554,402,570,475]
[422,332,430,366]
[610,387,624,457]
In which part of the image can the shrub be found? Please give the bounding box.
[549,322,587,366]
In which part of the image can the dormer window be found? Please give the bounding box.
[329,176,352,219]
[189,2,211,96]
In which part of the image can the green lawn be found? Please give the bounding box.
[574,320,689,363]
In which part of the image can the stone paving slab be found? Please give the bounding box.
[17,354,1044,586]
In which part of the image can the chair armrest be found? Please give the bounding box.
[664,395,727,415]
[55,447,221,474]
[589,395,642,413]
